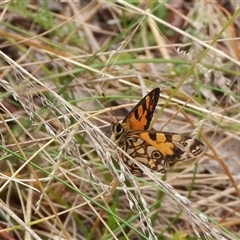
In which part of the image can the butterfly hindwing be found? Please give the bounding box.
[124,131,204,175]
[137,131,204,159]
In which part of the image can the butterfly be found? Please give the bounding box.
[111,87,204,176]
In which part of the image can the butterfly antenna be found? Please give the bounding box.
[101,92,118,123]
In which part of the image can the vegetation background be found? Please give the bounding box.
[0,1,240,240]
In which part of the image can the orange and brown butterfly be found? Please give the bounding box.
[111,87,204,176]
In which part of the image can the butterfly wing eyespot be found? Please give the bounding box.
[151,150,161,159]
[110,87,205,176]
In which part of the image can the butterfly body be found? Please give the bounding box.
[111,88,204,176]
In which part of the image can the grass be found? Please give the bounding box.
[0,1,240,240]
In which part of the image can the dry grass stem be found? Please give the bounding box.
[0,1,239,239]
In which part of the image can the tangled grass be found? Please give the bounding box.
[0,1,240,239]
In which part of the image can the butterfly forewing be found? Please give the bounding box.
[122,88,160,130]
